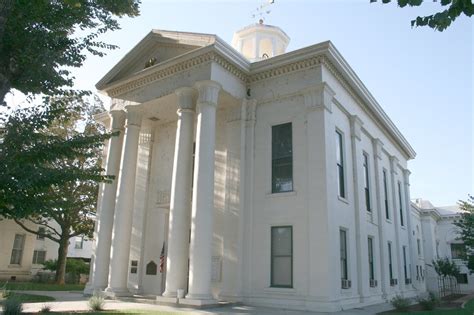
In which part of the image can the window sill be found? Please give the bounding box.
[338,196,349,204]
[8,264,21,268]
[266,191,297,198]
[265,287,296,295]
[386,219,392,224]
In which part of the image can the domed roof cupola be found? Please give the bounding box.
[232,20,290,62]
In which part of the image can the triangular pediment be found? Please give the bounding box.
[96,30,217,90]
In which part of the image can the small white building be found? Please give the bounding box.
[415,199,474,293]
[86,22,426,312]
[0,219,93,281]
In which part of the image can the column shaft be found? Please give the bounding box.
[186,81,221,301]
[92,110,126,291]
[163,87,195,297]
[106,107,142,295]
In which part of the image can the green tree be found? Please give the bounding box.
[432,257,460,278]
[370,0,473,31]
[0,0,140,104]
[454,195,474,271]
[2,95,111,284]
[43,258,90,283]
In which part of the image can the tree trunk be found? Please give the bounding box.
[55,236,69,285]
[0,74,10,105]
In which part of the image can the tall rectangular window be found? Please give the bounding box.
[368,237,375,281]
[451,243,466,259]
[10,234,25,265]
[363,153,371,212]
[340,229,348,281]
[336,130,345,198]
[417,239,421,256]
[398,182,404,226]
[32,250,46,264]
[37,227,45,240]
[271,226,293,288]
[272,123,293,193]
[383,170,389,219]
[388,242,394,281]
[75,236,84,249]
[403,246,408,282]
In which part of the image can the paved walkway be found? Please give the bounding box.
[17,291,395,314]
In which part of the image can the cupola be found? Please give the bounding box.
[232,20,290,62]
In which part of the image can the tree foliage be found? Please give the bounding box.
[0,0,140,104]
[1,95,112,284]
[454,195,474,272]
[432,257,460,278]
[371,0,473,31]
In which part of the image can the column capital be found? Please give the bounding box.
[389,155,399,175]
[125,105,143,127]
[195,80,221,107]
[175,87,196,112]
[350,115,364,141]
[402,168,411,185]
[301,82,335,113]
[372,138,384,160]
[109,110,126,131]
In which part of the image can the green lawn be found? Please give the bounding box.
[1,292,55,303]
[0,282,85,291]
[386,298,474,314]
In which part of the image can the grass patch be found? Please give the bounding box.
[383,296,474,314]
[55,312,183,314]
[0,282,84,291]
[4,293,56,303]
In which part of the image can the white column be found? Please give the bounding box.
[92,110,126,292]
[390,155,404,294]
[105,106,142,296]
[372,138,388,298]
[186,80,221,301]
[403,169,416,290]
[349,115,370,301]
[162,87,196,297]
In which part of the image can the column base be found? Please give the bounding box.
[156,296,178,304]
[179,296,219,307]
[181,294,217,306]
[104,287,132,298]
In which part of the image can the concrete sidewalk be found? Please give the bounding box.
[18,291,395,314]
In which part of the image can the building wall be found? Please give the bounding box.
[0,220,37,281]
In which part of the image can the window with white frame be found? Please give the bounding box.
[336,130,345,198]
[75,236,84,249]
[398,181,404,226]
[363,153,371,212]
[37,227,45,240]
[10,234,25,265]
[32,250,46,264]
[368,237,375,281]
[383,169,390,219]
[340,229,348,281]
[271,123,293,193]
[271,226,293,288]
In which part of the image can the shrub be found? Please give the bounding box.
[39,304,52,313]
[88,295,105,311]
[417,292,440,311]
[2,297,23,315]
[391,295,410,312]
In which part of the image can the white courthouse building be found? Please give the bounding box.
[85,22,426,312]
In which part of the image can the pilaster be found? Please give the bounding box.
[349,114,370,302]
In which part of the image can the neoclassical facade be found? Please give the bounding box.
[85,23,425,311]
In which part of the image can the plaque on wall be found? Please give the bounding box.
[211,256,222,282]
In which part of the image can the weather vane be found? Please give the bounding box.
[251,0,275,24]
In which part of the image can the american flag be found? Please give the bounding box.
[159,242,165,273]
